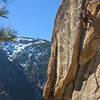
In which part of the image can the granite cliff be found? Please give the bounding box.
[43,0,100,100]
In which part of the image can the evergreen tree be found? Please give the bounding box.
[0,0,16,42]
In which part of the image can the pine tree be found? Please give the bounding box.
[0,0,16,42]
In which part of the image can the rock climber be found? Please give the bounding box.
[78,0,94,29]
[79,9,88,29]
[82,9,88,29]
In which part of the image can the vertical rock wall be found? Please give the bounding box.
[43,0,100,100]
[43,0,82,99]
[72,0,100,100]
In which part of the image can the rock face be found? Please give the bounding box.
[43,0,100,100]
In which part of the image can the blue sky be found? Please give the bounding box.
[0,0,61,41]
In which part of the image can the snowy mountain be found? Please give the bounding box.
[0,37,51,88]
[0,49,44,100]
[0,37,51,100]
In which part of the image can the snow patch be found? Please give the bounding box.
[34,40,45,44]
[16,38,33,42]
[13,43,33,55]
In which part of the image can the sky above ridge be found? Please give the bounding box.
[0,0,61,41]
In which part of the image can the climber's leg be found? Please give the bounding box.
[83,17,88,29]
[83,22,87,29]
